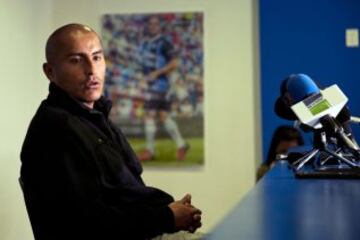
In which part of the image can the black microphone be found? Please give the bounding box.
[274,75,298,120]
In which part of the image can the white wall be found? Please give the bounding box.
[0,0,52,239]
[0,0,259,238]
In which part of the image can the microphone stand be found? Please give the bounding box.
[351,116,360,124]
[291,127,360,174]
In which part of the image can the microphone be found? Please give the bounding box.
[286,73,320,104]
[320,115,359,151]
[286,74,345,127]
[278,73,359,152]
[351,116,360,124]
[274,74,320,121]
[275,74,351,125]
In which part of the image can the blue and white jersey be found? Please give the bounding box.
[140,35,175,93]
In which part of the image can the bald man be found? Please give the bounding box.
[20,24,202,240]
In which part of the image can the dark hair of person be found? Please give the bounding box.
[265,125,304,166]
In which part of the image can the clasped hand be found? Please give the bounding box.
[168,194,202,233]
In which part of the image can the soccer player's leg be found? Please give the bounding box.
[160,110,190,161]
[138,107,157,161]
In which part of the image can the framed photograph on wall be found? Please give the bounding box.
[101,12,204,166]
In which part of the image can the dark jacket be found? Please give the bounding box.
[20,84,175,240]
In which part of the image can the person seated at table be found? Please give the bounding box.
[256,125,304,181]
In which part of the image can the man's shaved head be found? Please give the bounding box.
[45,23,99,64]
[42,23,106,109]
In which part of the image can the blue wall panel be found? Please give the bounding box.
[260,0,360,161]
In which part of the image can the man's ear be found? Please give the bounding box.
[43,63,54,81]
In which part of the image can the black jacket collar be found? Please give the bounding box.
[47,83,112,118]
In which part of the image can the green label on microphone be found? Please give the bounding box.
[309,99,331,116]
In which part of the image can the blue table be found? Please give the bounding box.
[207,161,360,240]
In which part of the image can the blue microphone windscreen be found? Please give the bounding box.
[286,74,320,103]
